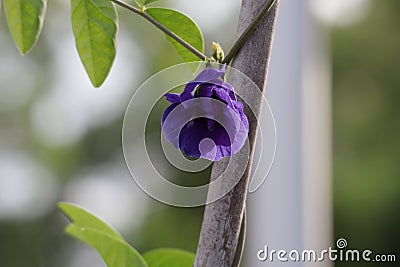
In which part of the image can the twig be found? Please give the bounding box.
[222,0,277,64]
[111,0,207,61]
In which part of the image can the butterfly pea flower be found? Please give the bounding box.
[161,65,249,161]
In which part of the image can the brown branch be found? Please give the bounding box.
[111,0,207,61]
[222,0,277,64]
[193,0,280,266]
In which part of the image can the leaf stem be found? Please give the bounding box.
[222,0,277,64]
[111,0,207,61]
[232,209,246,267]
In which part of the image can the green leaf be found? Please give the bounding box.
[71,0,118,87]
[135,0,159,7]
[58,202,123,240]
[59,203,148,267]
[66,225,149,267]
[4,0,47,54]
[146,8,204,62]
[143,248,195,267]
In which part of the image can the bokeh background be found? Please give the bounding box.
[0,0,398,266]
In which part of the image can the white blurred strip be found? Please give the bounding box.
[245,1,332,266]
[310,0,371,26]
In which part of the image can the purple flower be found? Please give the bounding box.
[161,65,249,161]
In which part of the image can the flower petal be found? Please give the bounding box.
[183,65,226,94]
[162,103,193,147]
[195,84,214,98]
[179,119,204,158]
[179,92,193,103]
[165,93,180,103]
[213,86,234,107]
[161,102,178,125]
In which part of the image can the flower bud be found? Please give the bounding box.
[211,42,224,63]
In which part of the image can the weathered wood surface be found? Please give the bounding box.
[193,0,280,266]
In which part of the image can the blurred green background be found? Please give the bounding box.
[0,0,398,266]
[332,0,400,265]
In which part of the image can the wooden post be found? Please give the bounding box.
[193,1,280,266]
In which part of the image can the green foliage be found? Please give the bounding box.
[59,203,196,267]
[58,202,123,240]
[4,0,47,54]
[66,225,149,267]
[60,202,148,267]
[71,0,118,87]
[2,0,205,86]
[146,8,204,62]
[331,1,400,265]
[143,248,195,267]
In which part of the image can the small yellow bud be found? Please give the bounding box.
[211,42,224,63]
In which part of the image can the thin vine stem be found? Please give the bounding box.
[111,0,277,65]
[222,0,277,64]
[232,208,246,267]
[111,0,207,61]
